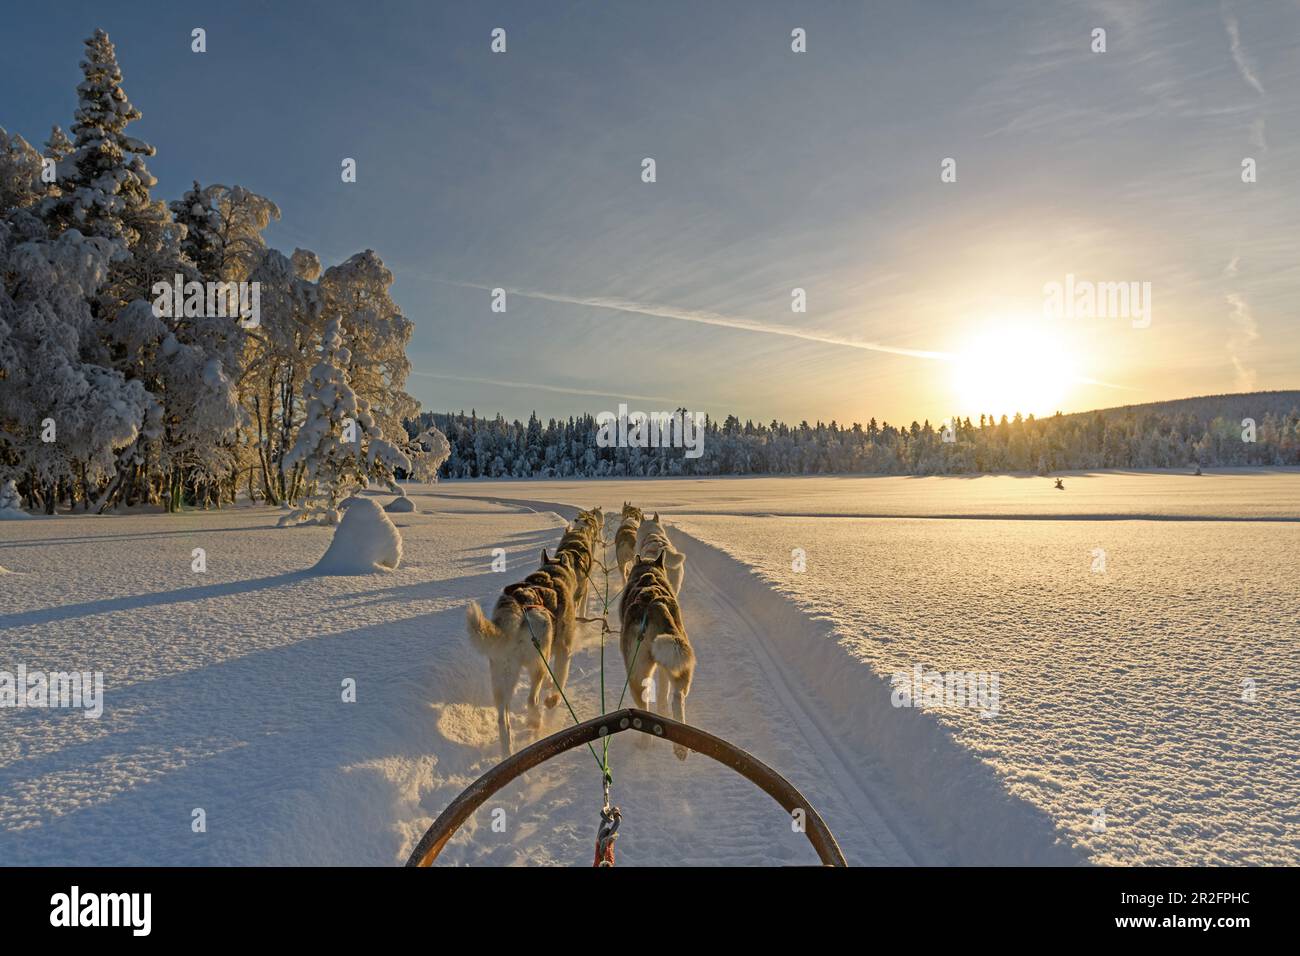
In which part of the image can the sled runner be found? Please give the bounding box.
[405,706,848,867]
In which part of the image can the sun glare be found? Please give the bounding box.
[951,323,1077,418]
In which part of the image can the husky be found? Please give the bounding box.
[573,506,603,545]
[614,503,643,582]
[635,512,686,596]
[556,521,597,614]
[466,549,578,756]
[619,552,695,760]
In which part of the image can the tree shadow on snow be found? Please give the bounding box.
[0,602,487,866]
[0,571,310,630]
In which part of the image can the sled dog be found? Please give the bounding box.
[556,518,598,613]
[466,549,578,756]
[614,503,643,582]
[635,512,686,596]
[620,551,695,759]
[573,506,603,546]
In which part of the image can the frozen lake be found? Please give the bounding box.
[2,470,1297,865]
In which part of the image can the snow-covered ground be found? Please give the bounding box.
[2,472,1297,865]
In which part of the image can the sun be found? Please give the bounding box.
[951,322,1078,418]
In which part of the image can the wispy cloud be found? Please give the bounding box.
[1222,6,1266,95]
[1225,293,1260,389]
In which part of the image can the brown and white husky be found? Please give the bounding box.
[620,551,695,760]
[634,512,685,596]
[465,548,578,756]
[614,502,643,582]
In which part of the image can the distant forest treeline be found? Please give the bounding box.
[407,391,1300,479]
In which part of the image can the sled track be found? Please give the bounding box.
[428,490,932,865]
[679,531,934,865]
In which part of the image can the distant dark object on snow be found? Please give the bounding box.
[1054,478,1065,490]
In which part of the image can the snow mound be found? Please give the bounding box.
[385,496,416,513]
[313,497,402,573]
[0,479,31,519]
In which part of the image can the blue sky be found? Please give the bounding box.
[3,0,1296,424]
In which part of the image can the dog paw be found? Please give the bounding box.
[673,744,688,762]
[544,693,560,709]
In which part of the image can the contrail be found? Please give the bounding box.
[432,279,955,361]
[414,274,1130,389]
[410,370,685,407]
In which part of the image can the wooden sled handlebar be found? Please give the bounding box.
[405,707,848,867]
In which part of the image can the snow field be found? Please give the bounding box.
[3,473,1297,865]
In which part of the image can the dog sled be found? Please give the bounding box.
[405,706,848,867]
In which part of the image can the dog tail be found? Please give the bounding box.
[648,604,693,673]
[651,633,693,673]
[465,601,507,655]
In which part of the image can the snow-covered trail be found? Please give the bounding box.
[425,494,929,866]
[419,490,1086,866]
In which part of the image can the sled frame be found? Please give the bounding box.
[405,706,848,867]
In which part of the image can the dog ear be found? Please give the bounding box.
[655,551,666,567]
[541,548,549,563]
[653,512,660,522]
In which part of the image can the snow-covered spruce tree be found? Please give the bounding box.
[278,316,409,526]
[39,30,170,256]
[44,126,73,163]
[30,30,198,511]
[0,127,42,215]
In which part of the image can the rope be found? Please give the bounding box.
[590,527,623,867]
[522,513,639,866]
[616,611,649,710]
[520,606,605,774]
